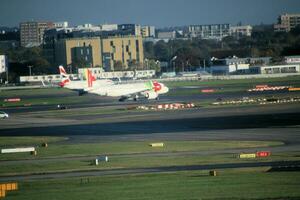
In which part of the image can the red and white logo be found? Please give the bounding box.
[153,81,162,92]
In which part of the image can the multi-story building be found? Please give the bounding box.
[20,21,54,47]
[274,13,300,32]
[118,24,141,36]
[188,24,230,40]
[53,35,144,71]
[54,21,69,28]
[101,36,144,71]
[55,37,102,68]
[157,31,176,40]
[141,26,155,37]
[230,25,252,38]
[100,24,118,31]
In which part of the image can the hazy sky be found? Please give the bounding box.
[1,0,300,27]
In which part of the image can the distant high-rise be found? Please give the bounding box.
[274,13,300,32]
[20,21,54,47]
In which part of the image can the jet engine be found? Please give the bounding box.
[145,91,158,99]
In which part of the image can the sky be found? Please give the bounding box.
[1,0,300,28]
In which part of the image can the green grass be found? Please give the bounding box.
[0,140,283,161]
[164,76,300,89]
[0,140,286,175]
[0,88,73,98]
[0,136,66,147]
[1,151,299,176]
[5,170,300,200]
[164,76,300,96]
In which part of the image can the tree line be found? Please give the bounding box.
[0,25,300,82]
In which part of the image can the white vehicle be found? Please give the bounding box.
[0,111,9,119]
[59,66,114,95]
[59,66,169,101]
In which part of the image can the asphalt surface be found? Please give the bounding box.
[0,160,299,182]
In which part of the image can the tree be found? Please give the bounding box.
[144,42,155,59]
[154,40,170,61]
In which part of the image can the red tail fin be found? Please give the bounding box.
[86,69,96,88]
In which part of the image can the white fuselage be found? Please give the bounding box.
[64,79,114,91]
[89,82,169,97]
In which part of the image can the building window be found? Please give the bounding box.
[136,40,139,52]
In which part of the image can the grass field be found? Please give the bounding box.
[0,138,287,175]
[4,169,300,200]
[164,76,300,89]
[0,139,283,160]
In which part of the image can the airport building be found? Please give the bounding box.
[259,64,300,74]
[52,35,144,71]
[274,13,300,32]
[20,21,54,47]
[210,57,250,75]
[188,24,230,40]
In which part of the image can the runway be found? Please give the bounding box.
[0,160,299,182]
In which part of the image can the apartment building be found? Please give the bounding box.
[20,21,54,47]
[188,24,230,40]
[274,13,300,32]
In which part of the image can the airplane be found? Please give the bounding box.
[58,65,114,95]
[88,79,169,101]
[59,66,169,101]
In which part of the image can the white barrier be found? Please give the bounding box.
[1,147,35,154]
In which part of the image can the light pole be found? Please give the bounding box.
[28,65,33,76]
[170,56,177,72]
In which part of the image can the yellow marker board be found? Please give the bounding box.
[239,153,256,158]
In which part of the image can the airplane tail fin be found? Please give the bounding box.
[58,65,70,87]
[85,68,96,88]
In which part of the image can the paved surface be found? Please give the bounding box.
[0,160,299,181]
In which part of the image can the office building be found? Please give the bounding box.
[101,35,144,71]
[55,37,102,68]
[20,21,54,47]
[53,35,144,71]
[274,13,300,32]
